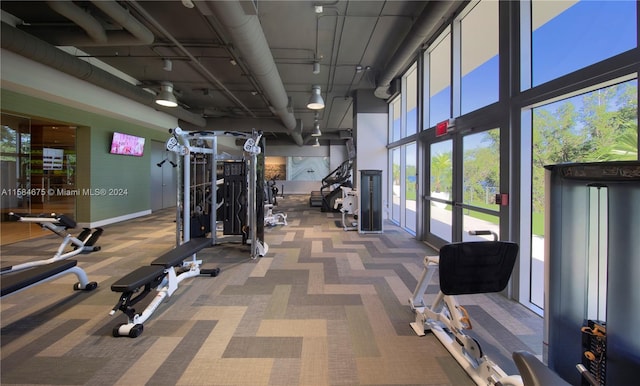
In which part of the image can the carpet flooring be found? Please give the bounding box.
[1,195,543,385]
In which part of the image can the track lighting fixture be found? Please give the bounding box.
[311,121,322,137]
[313,61,320,74]
[307,85,325,110]
[312,137,320,147]
[155,81,178,108]
[163,59,172,71]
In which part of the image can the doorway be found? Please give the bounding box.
[150,140,177,211]
[1,113,77,245]
[424,124,503,248]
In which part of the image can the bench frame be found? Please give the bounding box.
[110,238,219,338]
[1,259,97,298]
[2,213,102,275]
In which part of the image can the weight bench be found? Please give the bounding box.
[1,259,97,298]
[2,213,103,275]
[110,238,220,338]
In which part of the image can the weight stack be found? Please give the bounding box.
[582,320,606,386]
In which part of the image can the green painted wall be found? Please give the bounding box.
[1,89,174,223]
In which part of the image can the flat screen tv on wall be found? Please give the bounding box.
[110,132,145,157]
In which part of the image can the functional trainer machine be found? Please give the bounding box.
[109,128,266,337]
[167,128,268,258]
[408,231,523,386]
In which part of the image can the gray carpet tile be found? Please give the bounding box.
[0,195,543,385]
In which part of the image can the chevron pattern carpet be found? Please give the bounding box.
[1,195,542,385]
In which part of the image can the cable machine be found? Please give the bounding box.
[166,128,267,258]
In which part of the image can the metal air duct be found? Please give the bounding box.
[205,0,304,146]
[38,0,154,46]
[1,22,206,127]
[374,1,462,99]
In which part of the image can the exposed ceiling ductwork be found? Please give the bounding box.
[0,21,206,127]
[2,1,462,145]
[38,0,154,46]
[201,0,304,146]
[374,1,462,99]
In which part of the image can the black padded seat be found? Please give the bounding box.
[55,214,77,229]
[110,265,166,293]
[150,238,211,268]
[1,260,78,297]
[438,241,519,295]
[513,351,571,386]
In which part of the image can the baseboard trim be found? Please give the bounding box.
[78,210,152,229]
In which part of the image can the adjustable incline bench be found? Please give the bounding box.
[110,237,220,338]
[1,259,97,298]
[1,212,102,274]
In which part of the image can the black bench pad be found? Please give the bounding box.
[439,241,519,295]
[151,238,211,268]
[1,260,78,297]
[111,265,166,293]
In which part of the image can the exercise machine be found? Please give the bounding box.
[109,128,266,337]
[1,212,102,274]
[264,203,287,227]
[512,351,599,386]
[408,231,523,386]
[266,175,281,207]
[309,158,353,212]
[334,186,358,231]
[168,128,268,258]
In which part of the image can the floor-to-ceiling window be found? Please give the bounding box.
[389,0,638,315]
[404,142,417,233]
[390,147,401,223]
[428,29,451,128]
[388,64,418,233]
[518,0,638,312]
[459,0,499,115]
[522,79,638,309]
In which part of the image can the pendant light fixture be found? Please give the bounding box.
[307,85,325,110]
[155,81,178,107]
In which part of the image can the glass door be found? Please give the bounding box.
[426,139,453,243]
[424,126,502,247]
[1,113,32,244]
[1,113,78,245]
[460,128,501,241]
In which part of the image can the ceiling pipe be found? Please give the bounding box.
[90,1,154,44]
[374,1,462,99]
[1,22,206,127]
[46,1,107,44]
[126,1,256,120]
[205,0,304,146]
[38,0,154,46]
[203,117,299,133]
